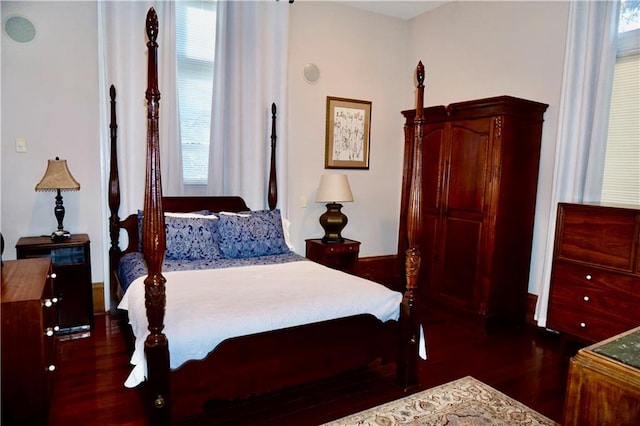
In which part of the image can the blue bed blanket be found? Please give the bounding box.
[118,251,306,294]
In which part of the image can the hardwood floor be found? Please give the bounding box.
[48,303,579,425]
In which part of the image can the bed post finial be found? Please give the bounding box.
[398,61,425,389]
[268,103,278,211]
[146,7,158,43]
[416,61,425,86]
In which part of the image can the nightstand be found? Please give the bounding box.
[16,234,93,333]
[305,238,360,274]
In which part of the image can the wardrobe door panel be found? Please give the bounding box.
[419,123,447,300]
[446,121,491,216]
[437,217,482,308]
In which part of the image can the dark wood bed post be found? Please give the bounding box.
[397,61,425,389]
[142,8,171,424]
[108,85,121,312]
[268,103,278,211]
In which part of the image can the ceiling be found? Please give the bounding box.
[339,1,452,20]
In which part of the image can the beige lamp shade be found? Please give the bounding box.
[35,157,80,191]
[315,174,353,203]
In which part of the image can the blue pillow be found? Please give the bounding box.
[164,215,221,260]
[137,211,220,260]
[217,209,291,259]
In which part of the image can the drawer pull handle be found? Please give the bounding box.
[585,274,592,280]
[54,325,60,332]
[580,322,587,328]
[45,327,55,337]
[43,298,59,308]
[47,364,56,372]
[49,273,57,279]
[583,295,590,302]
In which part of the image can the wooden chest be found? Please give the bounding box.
[547,203,640,342]
[1,258,58,424]
[563,326,640,425]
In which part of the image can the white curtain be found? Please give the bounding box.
[533,0,620,326]
[208,0,290,211]
[98,1,183,218]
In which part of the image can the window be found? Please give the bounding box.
[602,0,640,205]
[176,1,217,186]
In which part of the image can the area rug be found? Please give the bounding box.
[322,376,559,425]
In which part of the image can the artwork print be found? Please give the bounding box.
[325,97,371,169]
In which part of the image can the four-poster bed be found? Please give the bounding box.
[107,8,425,423]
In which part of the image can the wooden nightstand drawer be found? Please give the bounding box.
[305,239,360,274]
[321,243,358,255]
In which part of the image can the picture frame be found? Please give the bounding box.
[325,96,371,169]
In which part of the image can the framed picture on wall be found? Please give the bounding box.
[325,96,371,169]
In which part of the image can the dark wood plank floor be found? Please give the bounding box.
[48,303,580,425]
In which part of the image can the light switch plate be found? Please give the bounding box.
[15,137,27,153]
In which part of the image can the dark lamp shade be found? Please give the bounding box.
[35,158,80,191]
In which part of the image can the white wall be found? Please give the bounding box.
[1,2,102,280]
[287,1,408,257]
[1,1,571,309]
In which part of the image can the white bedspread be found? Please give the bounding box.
[118,260,403,387]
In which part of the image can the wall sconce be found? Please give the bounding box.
[35,157,80,240]
[315,174,353,243]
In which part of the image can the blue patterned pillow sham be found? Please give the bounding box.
[217,209,291,259]
[136,210,220,260]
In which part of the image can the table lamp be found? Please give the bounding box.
[35,157,80,240]
[315,174,353,243]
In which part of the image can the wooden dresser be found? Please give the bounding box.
[399,96,548,330]
[563,326,640,425]
[1,258,58,425]
[547,203,640,343]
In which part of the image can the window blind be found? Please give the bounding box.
[176,1,216,186]
[601,20,640,206]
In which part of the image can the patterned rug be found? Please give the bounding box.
[323,376,559,425]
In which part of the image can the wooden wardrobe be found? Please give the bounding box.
[398,95,548,331]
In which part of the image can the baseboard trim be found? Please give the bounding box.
[93,282,105,314]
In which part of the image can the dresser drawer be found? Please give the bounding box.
[550,262,638,316]
[555,203,638,273]
[548,262,640,341]
[547,305,638,342]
